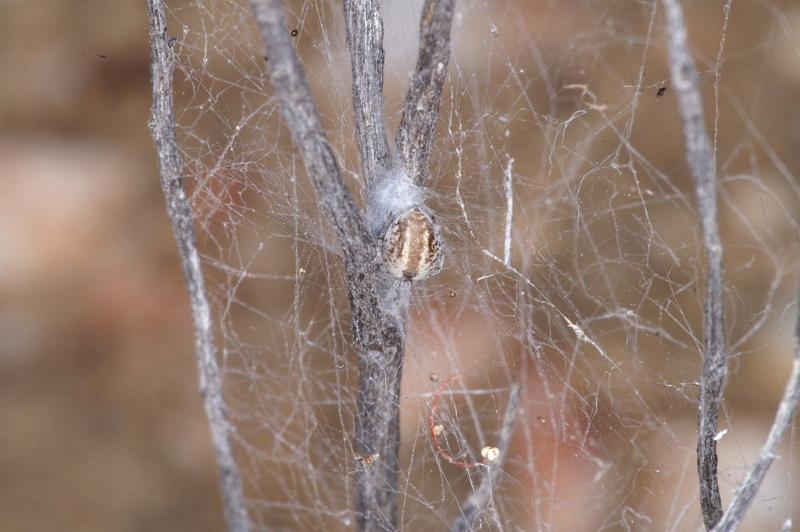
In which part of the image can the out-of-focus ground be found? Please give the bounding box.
[0,1,226,530]
[1,0,799,531]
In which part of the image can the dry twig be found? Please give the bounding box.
[660,0,726,527]
[663,2,800,530]
[344,0,392,184]
[249,2,403,530]
[249,1,455,530]
[396,0,456,186]
[145,1,251,530]
[712,299,800,532]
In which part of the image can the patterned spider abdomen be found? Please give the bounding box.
[381,207,444,281]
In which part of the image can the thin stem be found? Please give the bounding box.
[396,0,456,186]
[248,0,371,265]
[248,2,406,530]
[451,384,521,532]
[145,2,250,531]
[660,0,726,528]
[712,298,800,532]
[340,0,456,527]
[344,0,392,185]
[503,157,514,267]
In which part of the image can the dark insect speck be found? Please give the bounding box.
[656,86,668,99]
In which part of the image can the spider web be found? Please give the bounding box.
[165,0,800,529]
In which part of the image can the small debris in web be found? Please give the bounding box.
[429,375,491,469]
[356,453,379,467]
[656,81,669,100]
[563,83,608,111]
[291,29,298,37]
[429,373,440,383]
[449,289,457,298]
[481,446,500,462]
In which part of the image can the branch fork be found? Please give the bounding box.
[249,1,456,530]
[661,1,800,530]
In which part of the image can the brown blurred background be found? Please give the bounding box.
[2,0,800,531]
[0,0,227,530]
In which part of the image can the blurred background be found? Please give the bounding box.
[0,0,228,530]
[1,0,799,531]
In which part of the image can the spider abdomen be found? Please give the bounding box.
[381,207,444,281]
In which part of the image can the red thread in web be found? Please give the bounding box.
[429,375,492,469]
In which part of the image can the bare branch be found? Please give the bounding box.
[145,2,250,531]
[503,157,514,267]
[248,2,408,530]
[712,301,800,532]
[344,0,392,184]
[248,0,371,264]
[396,0,456,186]
[660,0,726,528]
[451,383,521,532]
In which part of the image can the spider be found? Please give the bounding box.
[380,206,444,281]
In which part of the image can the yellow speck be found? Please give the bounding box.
[481,446,500,462]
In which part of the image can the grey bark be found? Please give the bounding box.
[145,1,251,531]
[662,2,800,531]
[249,1,454,530]
[660,0,726,528]
[151,0,456,528]
[147,1,797,531]
[395,0,456,186]
[344,0,392,185]
[712,300,800,532]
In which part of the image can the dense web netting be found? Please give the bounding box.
[166,0,799,529]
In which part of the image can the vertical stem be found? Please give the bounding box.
[660,0,726,528]
[344,0,392,185]
[248,2,408,529]
[353,318,405,531]
[396,0,456,186]
[712,295,800,531]
[145,2,251,530]
[503,157,514,267]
